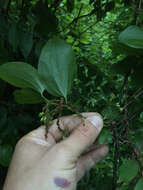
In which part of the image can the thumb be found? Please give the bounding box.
[62,113,103,158]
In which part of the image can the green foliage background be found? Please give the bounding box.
[0,0,143,189]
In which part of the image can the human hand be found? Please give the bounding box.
[3,112,108,190]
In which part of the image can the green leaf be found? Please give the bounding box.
[119,25,143,49]
[118,159,139,183]
[135,178,143,190]
[0,145,13,166]
[80,33,90,44]
[20,31,33,58]
[102,104,120,120]
[98,129,112,144]
[0,62,45,94]
[133,129,143,151]
[8,24,19,52]
[38,39,77,99]
[13,88,45,104]
[35,41,45,57]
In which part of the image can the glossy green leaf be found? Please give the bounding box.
[119,25,143,49]
[13,88,45,104]
[102,104,120,120]
[0,62,45,93]
[118,160,139,183]
[35,41,45,57]
[8,24,19,52]
[38,39,77,99]
[135,178,143,190]
[80,33,91,44]
[20,31,33,58]
[0,145,13,166]
[98,129,112,144]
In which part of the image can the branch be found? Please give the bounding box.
[112,108,142,130]
[77,4,83,19]
[105,87,143,129]
[68,8,96,26]
[70,4,83,29]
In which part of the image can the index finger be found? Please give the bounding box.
[28,112,102,145]
[62,114,103,157]
[48,112,103,142]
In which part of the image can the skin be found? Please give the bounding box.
[3,112,109,190]
[54,177,71,188]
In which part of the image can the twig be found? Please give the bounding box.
[79,22,97,36]
[123,88,143,110]
[70,21,97,46]
[71,4,83,30]
[111,107,142,130]
[68,8,96,27]
[124,74,129,138]
[119,72,130,105]
[128,108,142,122]
[132,146,143,177]
[77,4,83,19]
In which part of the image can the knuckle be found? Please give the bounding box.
[100,146,109,157]
[76,124,91,139]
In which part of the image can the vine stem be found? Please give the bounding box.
[123,87,143,110]
[136,0,142,25]
[112,121,119,190]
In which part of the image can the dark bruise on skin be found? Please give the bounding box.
[54,177,71,188]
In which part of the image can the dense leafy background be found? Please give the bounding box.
[0,0,143,190]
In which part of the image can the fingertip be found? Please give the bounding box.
[99,144,109,157]
[87,115,103,132]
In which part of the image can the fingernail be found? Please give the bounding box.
[88,115,103,130]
